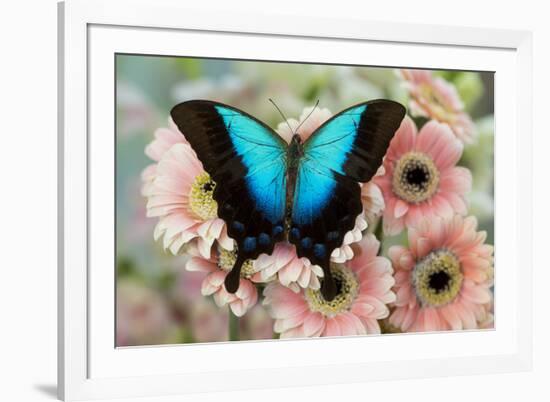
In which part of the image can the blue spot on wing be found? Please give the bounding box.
[215,106,287,224]
[232,221,245,234]
[313,244,326,259]
[258,233,271,246]
[290,227,301,240]
[272,225,284,238]
[301,237,313,249]
[243,236,257,252]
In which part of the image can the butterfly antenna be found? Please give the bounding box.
[294,99,320,134]
[268,98,294,134]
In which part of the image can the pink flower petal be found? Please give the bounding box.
[415,237,432,258]
[274,309,309,333]
[280,326,304,339]
[455,301,477,329]
[323,318,342,337]
[416,121,462,170]
[383,210,405,236]
[336,313,366,335]
[431,195,455,220]
[439,304,463,331]
[302,312,326,337]
[230,300,247,317]
[461,281,491,304]
[394,285,413,307]
[387,116,417,161]
[362,317,381,334]
[351,302,375,317]
[394,199,409,218]
[186,257,217,273]
[440,167,472,194]
[422,307,443,332]
[389,307,406,328]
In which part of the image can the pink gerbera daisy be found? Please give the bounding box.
[263,234,396,338]
[142,121,232,257]
[399,69,476,144]
[374,117,472,236]
[186,246,261,317]
[388,215,494,332]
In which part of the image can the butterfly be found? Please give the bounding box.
[171,99,405,301]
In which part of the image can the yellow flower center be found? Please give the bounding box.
[392,152,440,204]
[305,264,359,317]
[217,248,256,279]
[413,249,463,307]
[189,172,218,220]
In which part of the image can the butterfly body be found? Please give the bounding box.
[171,99,405,301]
[285,134,304,214]
[288,133,305,165]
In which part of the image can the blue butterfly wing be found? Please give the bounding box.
[290,100,405,300]
[214,105,288,225]
[170,101,288,292]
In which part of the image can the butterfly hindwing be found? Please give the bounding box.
[290,100,406,300]
[170,101,288,292]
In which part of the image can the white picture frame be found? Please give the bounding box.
[58,0,533,400]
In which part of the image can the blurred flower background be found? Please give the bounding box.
[116,55,494,346]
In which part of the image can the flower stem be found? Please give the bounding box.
[228,310,240,341]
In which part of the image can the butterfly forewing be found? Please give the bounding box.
[170,101,288,293]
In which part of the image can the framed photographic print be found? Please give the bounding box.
[58,0,533,400]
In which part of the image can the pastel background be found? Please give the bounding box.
[115,54,494,346]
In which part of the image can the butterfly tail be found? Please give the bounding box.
[320,259,337,302]
[224,254,246,294]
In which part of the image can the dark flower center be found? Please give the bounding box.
[413,249,463,307]
[305,264,359,316]
[392,152,440,204]
[202,181,214,192]
[332,276,344,297]
[406,166,430,188]
[428,270,451,293]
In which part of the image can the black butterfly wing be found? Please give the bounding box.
[170,100,288,293]
[290,100,406,300]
